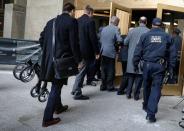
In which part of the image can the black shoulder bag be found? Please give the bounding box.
[52,18,79,79]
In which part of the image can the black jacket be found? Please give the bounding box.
[78,14,100,60]
[118,35,128,62]
[172,35,182,53]
[39,13,81,82]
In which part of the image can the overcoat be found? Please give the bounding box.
[124,24,149,74]
[39,13,81,82]
[77,14,100,60]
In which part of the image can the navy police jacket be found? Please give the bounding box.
[133,28,176,69]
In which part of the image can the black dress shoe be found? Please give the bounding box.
[126,95,131,99]
[146,115,156,123]
[74,95,89,100]
[107,88,117,92]
[86,81,97,86]
[55,105,68,114]
[134,96,140,101]
[100,85,107,91]
[117,91,125,95]
[100,88,107,91]
[42,118,61,127]
[71,91,75,95]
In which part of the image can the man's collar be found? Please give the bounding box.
[83,14,90,17]
[151,27,163,32]
[62,11,70,15]
[139,23,146,27]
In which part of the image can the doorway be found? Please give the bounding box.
[93,10,110,31]
[157,4,184,96]
[132,9,157,28]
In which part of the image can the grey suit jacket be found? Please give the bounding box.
[100,24,122,59]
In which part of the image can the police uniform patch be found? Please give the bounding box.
[151,36,162,43]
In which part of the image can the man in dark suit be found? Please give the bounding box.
[72,5,100,100]
[117,35,129,95]
[171,28,182,83]
[39,3,82,127]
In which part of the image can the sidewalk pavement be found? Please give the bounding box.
[0,70,183,131]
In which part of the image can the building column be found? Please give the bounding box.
[3,3,26,39]
[24,0,64,40]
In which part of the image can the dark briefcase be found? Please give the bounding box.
[53,54,78,79]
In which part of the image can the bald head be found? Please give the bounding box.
[110,16,120,26]
[139,16,147,25]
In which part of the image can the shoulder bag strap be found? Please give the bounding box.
[52,18,56,61]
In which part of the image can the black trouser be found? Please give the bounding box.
[118,61,128,93]
[43,80,63,122]
[93,57,102,79]
[72,59,95,95]
[96,58,102,79]
[101,56,115,90]
[87,57,102,81]
[86,59,97,83]
[126,73,143,98]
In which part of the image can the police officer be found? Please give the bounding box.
[133,18,176,122]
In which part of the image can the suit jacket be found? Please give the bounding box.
[171,35,182,59]
[39,13,81,82]
[100,24,122,59]
[78,14,100,60]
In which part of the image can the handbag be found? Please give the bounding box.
[52,18,78,79]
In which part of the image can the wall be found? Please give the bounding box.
[3,4,13,38]
[75,0,110,10]
[3,4,26,39]
[75,0,158,9]
[178,20,184,35]
[75,0,184,9]
[159,0,184,7]
[11,5,26,39]
[14,0,27,6]
[24,0,63,40]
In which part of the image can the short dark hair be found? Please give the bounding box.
[85,5,94,14]
[63,3,75,12]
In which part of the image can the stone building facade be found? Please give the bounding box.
[3,0,67,40]
[2,0,184,40]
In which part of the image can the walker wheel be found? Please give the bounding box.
[30,86,40,98]
[38,90,49,103]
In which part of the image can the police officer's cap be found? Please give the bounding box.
[173,28,181,34]
[152,18,162,26]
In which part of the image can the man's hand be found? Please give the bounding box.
[118,46,121,53]
[96,54,100,60]
[78,61,84,70]
[134,65,139,73]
